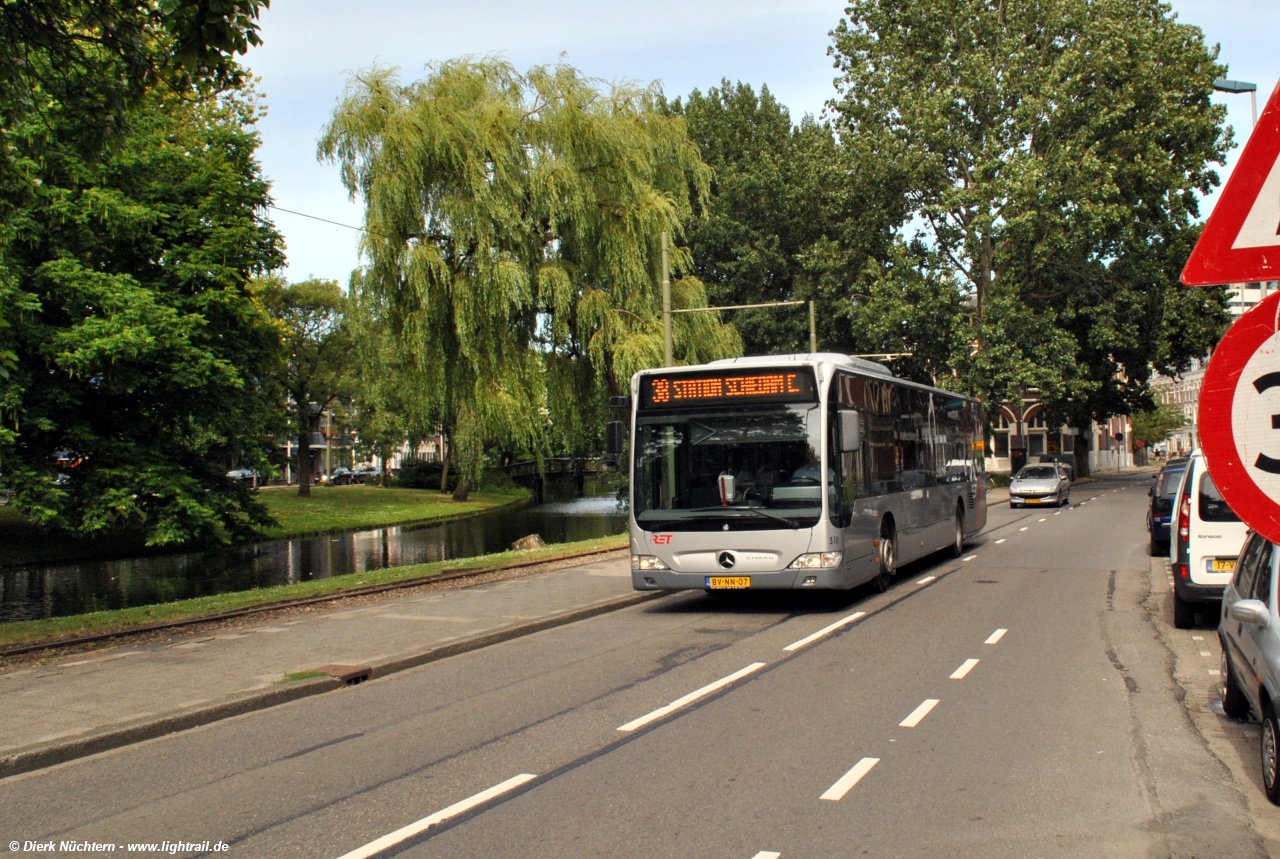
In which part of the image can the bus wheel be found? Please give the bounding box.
[951,506,965,558]
[874,526,896,592]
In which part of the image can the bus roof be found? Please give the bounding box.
[704,353,895,378]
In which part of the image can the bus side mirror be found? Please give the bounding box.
[606,421,626,454]
[839,411,861,452]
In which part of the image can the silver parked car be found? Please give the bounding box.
[1008,463,1070,508]
[1220,530,1280,803]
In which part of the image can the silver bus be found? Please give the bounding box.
[621,353,987,592]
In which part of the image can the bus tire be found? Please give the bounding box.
[874,525,896,592]
[951,505,965,558]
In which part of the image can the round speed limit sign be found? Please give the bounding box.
[1201,289,1280,544]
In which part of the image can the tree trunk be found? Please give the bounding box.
[440,444,451,492]
[380,443,391,487]
[1073,433,1090,479]
[296,402,317,497]
[452,477,469,502]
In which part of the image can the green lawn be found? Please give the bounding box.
[258,484,529,537]
[0,533,629,650]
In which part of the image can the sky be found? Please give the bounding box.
[241,0,1280,285]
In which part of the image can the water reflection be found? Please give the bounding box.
[0,495,629,623]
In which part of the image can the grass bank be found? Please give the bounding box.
[0,484,530,567]
[0,533,629,650]
[258,485,529,538]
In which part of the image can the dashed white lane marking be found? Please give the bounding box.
[1208,669,1221,676]
[1054,511,1062,516]
[962,554,977,562]
[899,699,940,727]
[820,758,880,801]
[751,852,781,859]
[916,576,936,585]
[1192,635,1205,641]
[1200,651,1213,657]
[1038,518,1047,522]
[950,658,980,679]
[1019,527,1029,532]
[335,773,537,859]
[618,663,767,731]
[985,628,1007,645]
[783,612,867,652]
[995,538,1007,544]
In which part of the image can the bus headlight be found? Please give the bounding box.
[632,555,669,571]
[789,552,842,569]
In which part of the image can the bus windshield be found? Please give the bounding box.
[633,405,824,530]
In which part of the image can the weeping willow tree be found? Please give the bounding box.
[320,59,739,499]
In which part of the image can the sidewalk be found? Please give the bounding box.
[0,551,651,779]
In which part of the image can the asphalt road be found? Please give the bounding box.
[2,472,1275,858]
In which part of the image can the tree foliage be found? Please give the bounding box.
[320,59,739,497]
[260,277,355,497]
[830,0,1233,423]
[0,74,284,546]
[668,81,914,364]
[1131,401,1186,447]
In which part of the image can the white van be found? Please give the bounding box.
[1169,449,1248,628]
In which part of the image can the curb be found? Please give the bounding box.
[0,590,667,781]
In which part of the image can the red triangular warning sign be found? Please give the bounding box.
[1183,80,1280,286]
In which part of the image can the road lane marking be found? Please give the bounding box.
[783,612,867,652]
[335,773,537,859]
[995,538,1007,544]
[900,699,940,727]
[1200,651,1212,657]
[950,658,980,679]
[963,554,977,562]
[820,757,880,801]
[1192,635,1204,641]
[1019,527,1029,532]
[751,853,781,859]
[1038,518,1047,522]
[1054,511,1061,515]
[985,628,1007,645]
[916,576,936,584]
[618,663,767,731]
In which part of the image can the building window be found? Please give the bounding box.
[994,413,1011,458]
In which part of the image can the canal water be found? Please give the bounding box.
[0,494,629,623]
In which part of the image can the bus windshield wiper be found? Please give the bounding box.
[690,506,801,529]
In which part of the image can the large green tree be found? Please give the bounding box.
[320,59,739,500]
[0,74,284,546]
[260,277,355,497]
[668,81,914,362]
[829,0,1233,438]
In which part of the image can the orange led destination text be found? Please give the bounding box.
[650,373,802,404]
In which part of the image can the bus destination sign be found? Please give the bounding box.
[640,368,817,409]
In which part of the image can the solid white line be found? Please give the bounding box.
[751,853,782,859]
[335,773,537,859]
[962,554,977,562]
[985,628,1007,645]
[950,658,980,679]
[820,757,880,801]
[617,663,767,731]
[995,538,1007,544]
[916,576,936,585]
[899,698,940,727]
[783,612,867,652]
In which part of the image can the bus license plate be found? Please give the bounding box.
[706,576,751,589]
[1208,558,1237,573]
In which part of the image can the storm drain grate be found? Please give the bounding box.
[315,664,373,685]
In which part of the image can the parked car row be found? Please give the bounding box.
[324,465,384,485]
[1152,449,1280,804]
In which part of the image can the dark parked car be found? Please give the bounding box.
[327,467,356,486]
[1147,461,1187,555]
